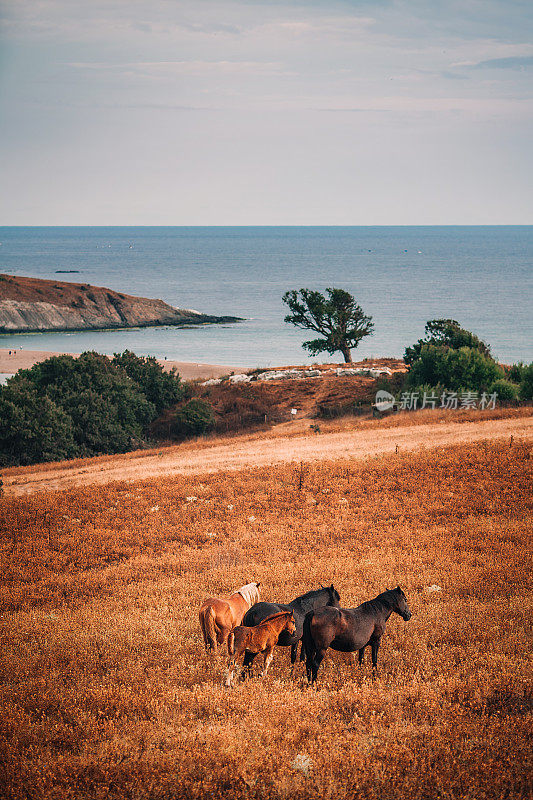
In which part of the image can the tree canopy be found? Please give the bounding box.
[0,350,186,466]
[282,288,374,363]
[404,319,491,366]
[404,320,503,392]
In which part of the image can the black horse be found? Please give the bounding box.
[242,585,340,673]
[303,587,412,684]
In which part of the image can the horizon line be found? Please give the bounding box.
[1,223,532,229]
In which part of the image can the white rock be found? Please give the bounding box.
[426,584,442,593]
[228,373,251,383]
[291,754,312,777]
[260,371,287,381]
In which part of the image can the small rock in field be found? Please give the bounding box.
[426,584,442,593]
[291,753,312,777]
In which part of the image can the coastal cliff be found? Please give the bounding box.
[0,275,242,333]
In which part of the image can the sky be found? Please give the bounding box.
[0,0,532,225]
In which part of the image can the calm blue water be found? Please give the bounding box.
[0,226,531,367]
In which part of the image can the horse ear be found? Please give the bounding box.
[320,584,325,589]
[256,582,261,588]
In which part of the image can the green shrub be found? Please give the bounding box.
[488,379,519,402]
[404,319,491,366]
[0,350,185,465]
[398,384,446,409]
[172,399,215,438]
[374,372,408,396]
[406,345,503,391]
[0,381,77,467]
[519,364,533,400]
[506,362,526,383]
[112,350,186,412]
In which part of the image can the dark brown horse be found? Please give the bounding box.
[242,584,340,672]
[303,587,412,684]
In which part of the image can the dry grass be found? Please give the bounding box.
[1,440,532,799]
[2,405,530,480]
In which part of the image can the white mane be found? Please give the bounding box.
[236,582,261,607]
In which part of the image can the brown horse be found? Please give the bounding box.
[199,582,261,653]
[224,611,296,686]
[303,587,412,684]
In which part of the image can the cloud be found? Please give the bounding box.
[440,71,469,81]
[67,60,292,77]
[467,55,533,70]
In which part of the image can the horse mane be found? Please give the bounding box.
[259,611,293,624]
[290,586,335,605]
[363,588,399,613]
[236,583,261,607]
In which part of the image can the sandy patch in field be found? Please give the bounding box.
[4,416,531,496]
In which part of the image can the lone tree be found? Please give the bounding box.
[282,288,374,363]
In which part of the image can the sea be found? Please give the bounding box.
[0,226,531,369]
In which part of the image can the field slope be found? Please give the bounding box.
[3,411,533,496]
[1,437,532,800]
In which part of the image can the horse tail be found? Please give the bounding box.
[302,610,316,663]
[201,605,218,652]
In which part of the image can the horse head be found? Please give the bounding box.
[286,612,297,635]
[392,586,412,620]
[326,584,341,608]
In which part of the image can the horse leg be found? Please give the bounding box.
[289,643,300,677]
[260,647,274,678]
[305,653,313,684]
[242,650,257,680]
[358,646,365,666]
[291,643,298,664]
[371,639,380,677]
[223,658,237,687]
[310,647,327,686]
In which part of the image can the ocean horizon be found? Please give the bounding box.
[0,225,531,367]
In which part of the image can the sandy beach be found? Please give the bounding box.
[0,348,242,381]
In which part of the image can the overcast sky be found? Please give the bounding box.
[1,0,532,225]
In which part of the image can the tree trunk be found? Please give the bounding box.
[341,346,352,363]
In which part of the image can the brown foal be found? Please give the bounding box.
[224,611,296,686]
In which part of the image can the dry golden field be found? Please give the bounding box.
[3,407,532,497]
[1,438,532,799]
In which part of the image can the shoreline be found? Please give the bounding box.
[0,348,243,381]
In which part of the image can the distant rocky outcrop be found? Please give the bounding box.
[0,274,242,333]
[202,365,393,385]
